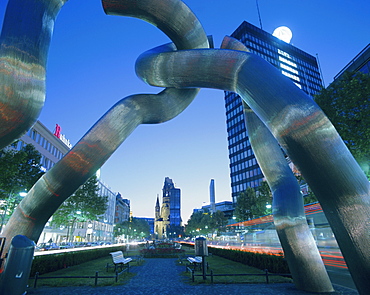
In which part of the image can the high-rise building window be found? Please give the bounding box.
[225,21,323,204]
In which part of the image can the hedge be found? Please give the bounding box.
[208,247,290,273]
[30,246,124,276]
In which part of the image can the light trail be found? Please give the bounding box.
[183,241,348,269]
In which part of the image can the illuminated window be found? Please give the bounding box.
[280,63,299,75]
[294,82,302,89]
[282,70,300,82]
[278,49,291,59]
[279,56,297,68]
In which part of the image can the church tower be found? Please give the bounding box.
[154,177,181,240]
[154,195,161,239]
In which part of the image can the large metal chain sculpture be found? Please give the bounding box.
[222,37,333,292]
[0,0,369,294]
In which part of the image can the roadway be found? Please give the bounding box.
[319,248,357,291]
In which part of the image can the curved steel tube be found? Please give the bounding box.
[222,36,333,292]
[245,108,332,292]
[246,108,333,292]
[136,44,370,294]
[0,0,66,149]
[2,0,209,263]
[102,0,209,50]
[1,0,369,293]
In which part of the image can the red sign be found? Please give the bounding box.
[54,124,61,138]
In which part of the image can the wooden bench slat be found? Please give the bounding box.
[110,251,132,266]
[187,256,202,263]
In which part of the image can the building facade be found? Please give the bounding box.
[7,121,117,244]
[334,43,370,80]
[225,21,323,204]
[154,177,181,239]
[194,201,234,222]
[115,193,130,224]
[14,121,70,172]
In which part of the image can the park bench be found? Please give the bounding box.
[187,256,202,270]
[107,251,133,272]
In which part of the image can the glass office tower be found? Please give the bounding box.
[162,177,181,227]
[169,187,181,227]
[225,21,323,204]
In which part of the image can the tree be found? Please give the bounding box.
[51,175,108,241]
[255,181,273,216]
[234,187,256,221]
[314,71,370,178]
[185,209,228,237]
[0,143,44,230]
[167,224,184,239]
[210,210,228,233]
[131,218,151,239]
[0,143,44,198]
[185,211,206,235]
[114,218,150,240]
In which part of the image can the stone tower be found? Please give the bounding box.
[154,177,181,239]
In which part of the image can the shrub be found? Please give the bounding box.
[31,246,124,276]
[208,247,289,274]
[140,242,185,258]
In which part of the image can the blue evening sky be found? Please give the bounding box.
[1,0,369,222]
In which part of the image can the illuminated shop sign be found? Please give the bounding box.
[54,124,73,148]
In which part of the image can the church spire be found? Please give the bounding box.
[155,194,160,220]
[155,194,160,207]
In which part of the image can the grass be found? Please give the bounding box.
[27,245,292,288]
[28,249,142,288]
[180,246,292,285]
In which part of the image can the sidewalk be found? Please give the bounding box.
[26,258,359,295]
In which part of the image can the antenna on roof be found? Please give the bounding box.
[256,0,263,29]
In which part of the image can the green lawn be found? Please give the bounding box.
[28,246,292,288]
[181,246,292,285]
[28,249,142,288]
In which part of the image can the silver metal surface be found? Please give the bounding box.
[102,0,209,50]
[222,36,333,292]
[0,0,66,149]
[1,0,369,293]
[1,0,208,270]
[244,108,333,292]
[136,40,370,294]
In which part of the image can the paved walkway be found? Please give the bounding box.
[27,258,359,295]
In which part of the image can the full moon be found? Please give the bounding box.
[272,26,293,43]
